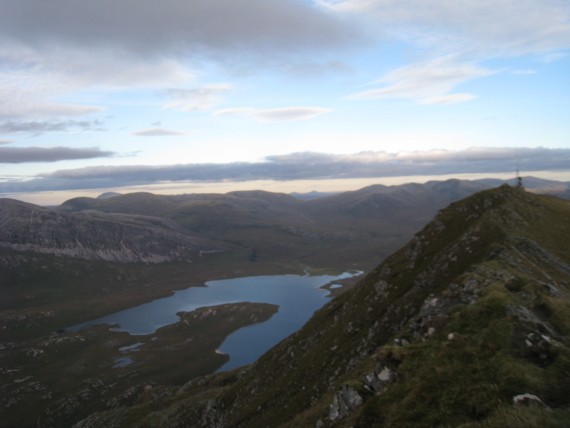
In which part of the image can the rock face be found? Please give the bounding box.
[0,198,223,263]
[68,185,570,428]
[328,384,364,420]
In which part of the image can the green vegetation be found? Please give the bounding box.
[460,406,570,428]
[1,302,277,428]
[355,285,569,427]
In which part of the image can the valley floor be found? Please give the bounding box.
[0,250,361,428]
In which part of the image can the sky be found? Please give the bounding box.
[1,0,569,205]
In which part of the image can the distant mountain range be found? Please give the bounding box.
[291,176,569,200]
[1,176,566,270]
[54,178,496,270]
[476,176,569,198]
[290,190,340,200]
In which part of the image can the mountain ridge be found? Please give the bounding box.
[71,185,570,427]
[55,179,494,270]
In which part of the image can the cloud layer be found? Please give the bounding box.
[2,0,568,122]
[1,1,568,204]
[0,0,359,93]
[0,119,104,136]
[0,0,360,135]
[337,0,570,103]
[1,147,567,194]
[324,0,570,55]
[0,146,114,164]
[1,1,356,56]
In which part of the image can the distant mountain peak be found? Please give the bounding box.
[97,192,122,199]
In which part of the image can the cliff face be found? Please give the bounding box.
[72,185,570,427]
[0,198,223,263]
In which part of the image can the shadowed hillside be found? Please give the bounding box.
[0,198,224,263]
[58,179,492,270]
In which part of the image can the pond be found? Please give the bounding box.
[69,271,361,371]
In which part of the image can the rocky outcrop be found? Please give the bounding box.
[0,198,223,263]
[513,393,551,410]
[327,384,364,421]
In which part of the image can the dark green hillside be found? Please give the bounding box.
[72,185,570,427]
[477,176,570,201]
[59,192,178,217]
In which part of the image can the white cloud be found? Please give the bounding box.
[214,108,256,117]
[131,128,196,137]
[214,107,333,122]
[252,107,333,122]
[348,58,497,102]
[542,52,569,63]
[420,93,478,104]
[160,84,233,111]
[0,1,360,125]
[328,0,570,104]
[511,70,537,75]
[0,65,105,120]
[0,0,358,91]
[321,0,570,57]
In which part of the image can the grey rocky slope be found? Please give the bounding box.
[0,198,223,263]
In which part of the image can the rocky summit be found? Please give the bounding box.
[0,198,223,263]
[69,185,570,427]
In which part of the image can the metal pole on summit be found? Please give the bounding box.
[514,150,524,190]
[516,160,524,190]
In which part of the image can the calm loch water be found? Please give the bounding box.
[69,271,361,370]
